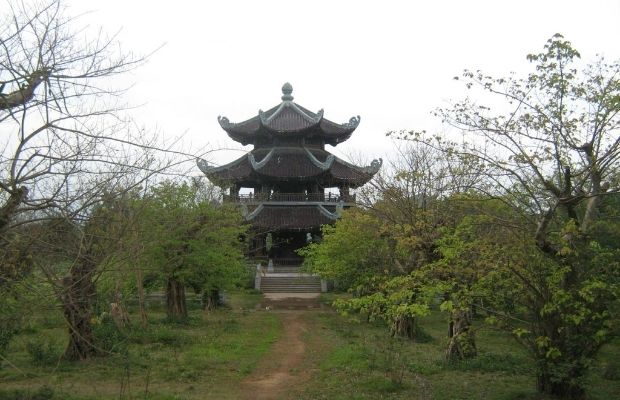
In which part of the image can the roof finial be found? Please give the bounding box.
[281,82,293,101]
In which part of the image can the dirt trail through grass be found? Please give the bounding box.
[240,311,311,400]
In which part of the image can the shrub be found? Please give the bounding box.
[0,386,55,400]
[26,338,59,367]
[92,313,127,354]
[127,325,191,348]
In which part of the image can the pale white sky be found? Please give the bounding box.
[68,0,620,172]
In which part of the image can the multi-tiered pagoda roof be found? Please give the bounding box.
[197,83,381,233]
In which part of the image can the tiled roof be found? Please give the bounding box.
[198,147,381,188]
[217,83,359,146]
[248,205,337,231]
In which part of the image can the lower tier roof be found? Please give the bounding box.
[244,204,341,232]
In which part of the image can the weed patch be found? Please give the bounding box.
[25,338,60,367]
[92,314,127,354]
[440,351,532,375]
[0,386,54,400]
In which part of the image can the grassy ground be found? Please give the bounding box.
[1,292,619,399]
[289,296,620,400]
[0,291,279,400]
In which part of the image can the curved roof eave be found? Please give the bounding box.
[197,150,382,186]
[215,84,360,143]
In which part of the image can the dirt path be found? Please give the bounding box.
[240,311,310,400]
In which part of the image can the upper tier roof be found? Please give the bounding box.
[197,147,382,188]
[217,83,360,146]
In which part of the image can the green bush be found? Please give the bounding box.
[440,352,530,374]
[127,325,192,348]
[26,338,59,367]
[0,322,17,358]
[0,302,21,364]
[0,385,55,400]
[92,313,126,354]
[151,327,191,347]
[602,362,620,381]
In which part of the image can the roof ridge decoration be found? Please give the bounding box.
[281,82,293,101]
[217,115,234,130]
[258,84,324,128]
[258,103,324,127]
[243,204,264,220]
[303,147,335,170]
[336,156,383,175]
[196,155,248,174]
[318,203,343,219]
[196,158,210,175]
[362,158,383,175]
[343,115,361,129]
[248,147,276,169]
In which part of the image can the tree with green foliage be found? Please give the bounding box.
[301,209,392,293]
[302,144,465,340]
[425,197,524,361]
[139,181,248,320]
[407,34,620,398]
[301,208,431,339]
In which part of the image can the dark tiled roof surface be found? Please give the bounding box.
[219,102,357,146]
[249,205,336,231]
[263,106,316,131]
[205,156,253,181]
[253,148,324,178]
[204,147,376,187]
[331,159,374,181]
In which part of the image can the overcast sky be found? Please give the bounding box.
[67,0,620,172]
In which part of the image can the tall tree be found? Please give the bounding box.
[408,34,620,398]
[0,0,183,360]
[139,181,247,321]
[303,144,471,340]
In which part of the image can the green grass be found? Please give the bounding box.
[0,290,279,400]
[289,308,620,400]
[1,291,619,400]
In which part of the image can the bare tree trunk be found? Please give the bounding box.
[62,256,98,360]
[165,277,187,320]
[0,70,48,111]
[391,316,417,340]
[446,309,476,360]
[135,267,148,329]
[0,187,28,234]
[110,282,131,328]
[537,369,586,400]
[202,289,220,311]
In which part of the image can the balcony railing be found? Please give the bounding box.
[223,192,356,204]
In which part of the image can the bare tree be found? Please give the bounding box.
[0,0,193,360]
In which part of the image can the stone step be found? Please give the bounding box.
[260,284,321,288]
[262,288,321,293]
[261,283,321,288]
[272,267,303,273]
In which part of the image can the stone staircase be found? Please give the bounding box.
[260,275,322,293]
[254,260,325,294]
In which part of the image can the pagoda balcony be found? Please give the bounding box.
[223,192,356,204]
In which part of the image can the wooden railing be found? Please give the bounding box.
[273,257,303,266]
[223,192,356,203]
